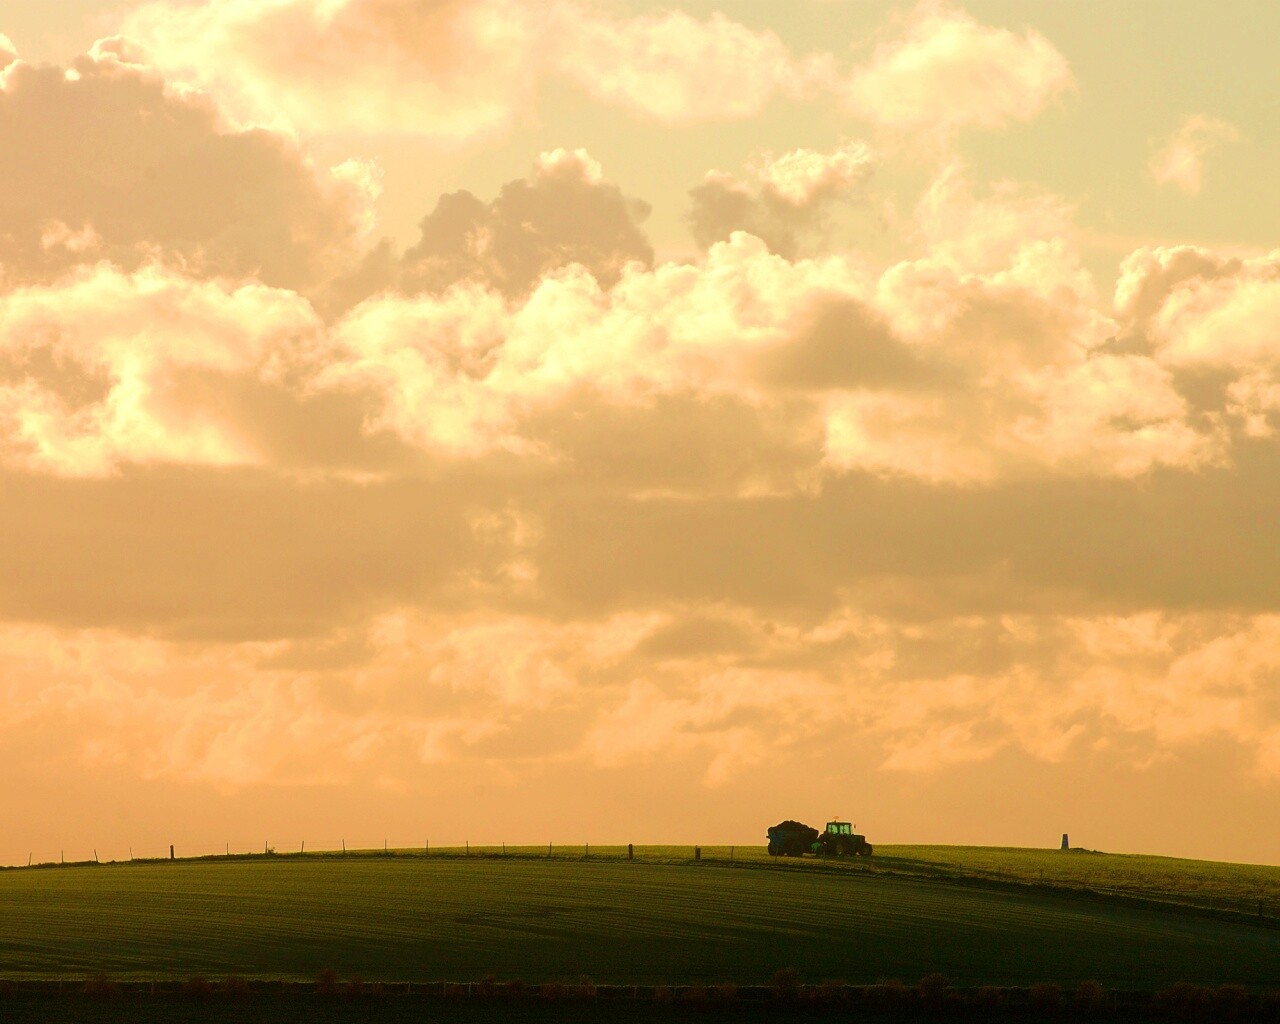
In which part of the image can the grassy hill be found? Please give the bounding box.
[0,845,1278,989]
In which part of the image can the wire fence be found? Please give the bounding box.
[5,841,751,868]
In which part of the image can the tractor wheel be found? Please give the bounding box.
[861,844,874,856]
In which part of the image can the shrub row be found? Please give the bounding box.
[1,971,1275,1019]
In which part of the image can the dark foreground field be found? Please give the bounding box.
[0,987,1250,1024]
[1,849,1278,990]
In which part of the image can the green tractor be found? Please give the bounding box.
[816,820,872,857]
[767,819,872,857]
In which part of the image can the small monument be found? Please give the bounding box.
[1061,833,1069,851]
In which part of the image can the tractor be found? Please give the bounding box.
[767,819,872,857]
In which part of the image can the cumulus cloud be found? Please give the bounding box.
[401,149,653,297]
[0,264,320,476]
[117,0,826,137]
[551,8,828,124]
[0,50,371,289]
[311,170,1217,486]
[689,141,873,258]
[843,1,1073,134]
[1150,115,1240,194]
[118,0,538,139]
[1116,246,1280,438]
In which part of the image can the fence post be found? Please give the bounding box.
[628,843,633,860]
[549,842,552,858]
[585,843,589,859]
[694,846,701,861]
[730,846,734,861]
[169,845,174,861]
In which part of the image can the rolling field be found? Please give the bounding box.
[1,848,1279,989]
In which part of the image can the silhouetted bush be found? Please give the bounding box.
[1156,982,1213,1020]
[502,979,528,1000]
[346,975,366,997]
[442,983,468,1000]
[680,984,708,1008]
[1074,980,1109,1013]
[1029,982,1062,1012]
[0,980,15,998]
[538,981,566,1003]
[182,975,213,998]
[315,969,340,997]
[973,985,1004,1010]
[652,985,674,1005]
[918,973,951,1010]
[219,976,251,999]
[771,967,801,1001]
[864,979,911,1011]
[83,974,119,999]
[569,975,597,1001]
[815,979,849,1006]
[1214,985,1248,1019]
[712,982,738,1005]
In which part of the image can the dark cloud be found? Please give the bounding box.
[757,300,958,391]
[0,56,364,289]
[687,176,807,258]
[401,156,654,296]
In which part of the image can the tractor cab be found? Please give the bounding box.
[825,820,853,836]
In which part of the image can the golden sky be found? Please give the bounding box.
[2,0,1278,865]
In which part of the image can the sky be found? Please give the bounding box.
[1,0,1278,866]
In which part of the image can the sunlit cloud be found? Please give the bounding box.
[1150,115,1241,195]
[843,1,1073,135]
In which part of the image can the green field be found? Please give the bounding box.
[1,846,1279,990]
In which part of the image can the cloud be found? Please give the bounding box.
[105,0,1078,149]
[0,264,321,477]
[843,1,1073,134]
[1116,246,1280,438]
[116,0,826,137]
[1150,115,1240,194]
[689,141,873,258]
[117,0,539,140]
[7,607,1280,794]
[0,50,372,290]
[314,168,1215,486]
[550,7,828,124]
[400,149,653,297]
